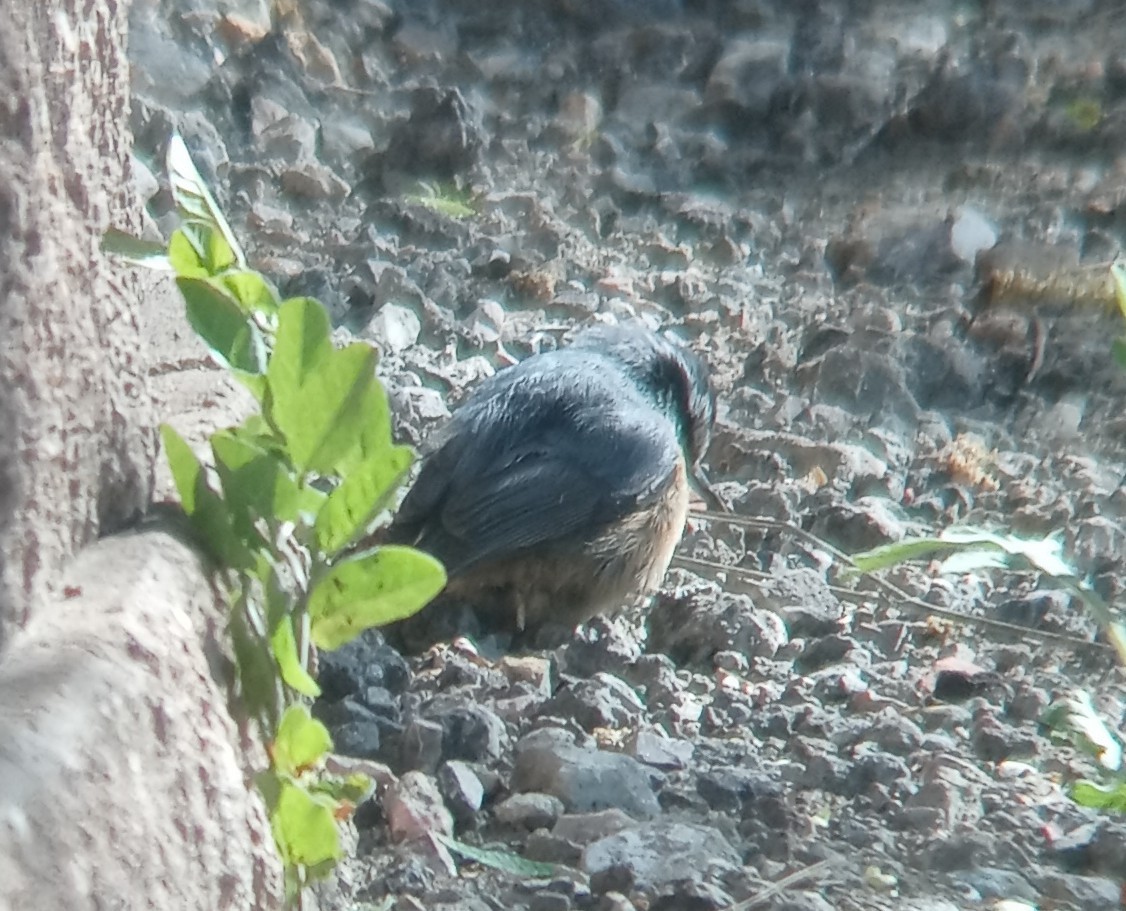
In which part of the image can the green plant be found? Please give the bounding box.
[851,527,1126,817]
[1110,261,1126,370]
[402,180,477,219]
[1042,690,1126,813]
[105,135,446,900]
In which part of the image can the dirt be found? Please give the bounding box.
[126,1,1126,908]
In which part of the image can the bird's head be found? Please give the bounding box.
[572,322,717,495]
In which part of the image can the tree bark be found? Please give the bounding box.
[0,1,284,906]
[0,529,283,910]
[0,0,155,643]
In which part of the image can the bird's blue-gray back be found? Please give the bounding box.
[391,349,681,575]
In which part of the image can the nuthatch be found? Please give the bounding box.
[386,322,717,646]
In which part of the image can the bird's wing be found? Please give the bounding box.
[396,374,680,575]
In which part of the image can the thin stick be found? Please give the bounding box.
[723,859,835,911]
[683,511,1116,656]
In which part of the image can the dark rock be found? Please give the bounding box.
[705,38,790,122]
[528,893,573,911]
[625,729,694,770]
[314,696,399,760]
[494,792,565,830]
[931,659,1001,703]
[557,619,644,678]
[801,348,919,428]
[922,832,999,871]
[542,673,645,731]
[971,713,1038,763]
[809,497,906,553]
[1004,683,1049,723]
[810,665,869,702]
[525,830,584,866]
[581,822,740,890]
[332,718,382,759]
[317,631,412,699]
[437,760,485,825]
[513,740,661,820]
[798,752,852,793]
[647,591,789,665]
[796,634,855,672]
[1036,872,1122,908]
[430,704,509,764]
[382,86,482,179]
[904,49,1028,145]
[1051,821,1101,871]
[360,686,400,721]
[400,717,445,773]
[649,879,732,911]
[696,766,782,813]
[954,867,1037,901]
[846,746,911,794]
[825,208,962,288]
[857,714,925,756]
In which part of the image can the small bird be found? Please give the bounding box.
[386,322,717,647]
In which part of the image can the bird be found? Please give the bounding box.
[384,321,717,648]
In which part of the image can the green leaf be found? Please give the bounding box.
[167,228,208,277]
[267,298,379,474]
[849,536,952,573]
[308,772,374,808]
[274,705,332,776]
[211,429,302,533]
[177,223,237,276]
[238,413,285,446]
[160,424,251,568]
[1106,619,1126,668]
[178,276,268,376]
[1112,262,1126,323]
[270,296,334,383]
[222,270,280,318]
[200,224,237,274]
[314,445,413,556]
[229,596,284,728]
[851,526,1078,579]
[100,228,172,270]
[1071,780,1126,813]
[403,182,477,220]
[162,423,205,515]
[270,612,322,698]
[308,546,446,649]
[937,547,1009,574]
[335,381,395,475]
[1044,691,1123,771]
[432,832,556,877]
[1113,336,1126,371]
[257,768,283,812]
[941,526,1076,578]
[271,779,342,868]
[297,484,329,523]
[166,133,246,268]
[263,564,321,698]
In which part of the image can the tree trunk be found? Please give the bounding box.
[0,1,284,906]
[0,0,154,641]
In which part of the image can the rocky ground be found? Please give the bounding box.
[129,0,1126,908]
